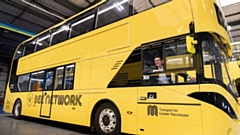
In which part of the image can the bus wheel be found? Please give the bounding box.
[13,100,22,119]
[94,102,121,135]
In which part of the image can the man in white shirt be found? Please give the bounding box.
[143,55,195,84]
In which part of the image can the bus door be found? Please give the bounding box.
[40,69,54,117]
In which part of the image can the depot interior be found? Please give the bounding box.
[0,0,240,106]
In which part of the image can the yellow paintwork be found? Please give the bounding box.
[4,0,240,135]
[229,42,240,87]
[229,61,240,85]
[186,36,196,53]
[200,84,240,135]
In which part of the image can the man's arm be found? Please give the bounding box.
[142,66,157,75]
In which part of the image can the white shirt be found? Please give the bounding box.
[157,67,169,84]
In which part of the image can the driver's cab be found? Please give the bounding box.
[142,37,197,85]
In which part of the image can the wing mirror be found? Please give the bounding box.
[186,36,198,54]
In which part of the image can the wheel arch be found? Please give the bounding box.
[90,99,121,132]
[12,98,22,114]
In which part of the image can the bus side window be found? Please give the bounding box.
[45,69,54,90]
[23,39,36,56]
[132,0,170,14]
[17,74,30,92]
[64,64,75,90]
[30,71,45,91]
[96,0,130,28]
[36,32,51,52]
[51,24,70,46]
[70,9,95,38]
[165,43,195,83]
[14,45,24,60]
[55,66,64,90]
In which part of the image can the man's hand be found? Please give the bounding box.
[153,69,161,73]
[188,76,196,81]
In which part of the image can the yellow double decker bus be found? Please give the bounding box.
[3,0,240,135]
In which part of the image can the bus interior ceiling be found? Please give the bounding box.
[0,0,239,104]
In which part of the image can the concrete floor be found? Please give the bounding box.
[0,107,131,135]
[0,114,96,135]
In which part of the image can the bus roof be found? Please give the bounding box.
[20,0,106,45]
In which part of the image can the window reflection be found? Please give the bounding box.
[97,0,130,28]
[142,40,196,85]
[17,74,30,92]
[64,64,75,89]
[70,9,95,38]
[132,0,170,14]
[51,25,70,45]
[30,71,45,91]
[165,43,193,70]
[45,70,54,90]
[23,40,36,56]
[36,32,50,51]
[55,66,64,90]
[14,45,24,59]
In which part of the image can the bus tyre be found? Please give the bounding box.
[94,102,121,135]
[13,100,22,119]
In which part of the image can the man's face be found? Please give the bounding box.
[154,57,162,68]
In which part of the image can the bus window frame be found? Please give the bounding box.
[17,73,31,92]
[36,31,51,51]
[142,38,196,73]
[14,44,25,60]
[18,0,173,58]
[23,38,37,56]
[54,66,65,90]
[141,37,197,85]
[45,68,55,90]
[69,8,96,39]
[96,0,131,28]
[50,24,71,46]
[29,70,45,91]
[63,64,75,90]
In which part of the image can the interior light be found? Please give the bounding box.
[114,2,124,11]
[99,0,128,14]
[120,5,124,10]
[66,65,75,68]
[32,71,44,75]
[52,25,70,36]
[227,25,232,30]
[62,25,70,31]
[35,0,128,43]
[115,3,122,11]
[32,41,43,46]
[72,14,95,27]
[17,51,22,54]
[71,0,128,27]
[167,58,183,62]
[57,67,64,70]
[37,42,43,46]
[30,78,44,82]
